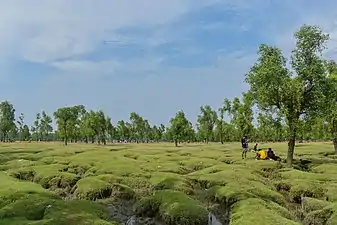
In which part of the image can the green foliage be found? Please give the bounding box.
[53,105,85,145]
[196,105,217,143]
[246,24,331,166]
[167,110,194,146]
[0,101,16,141]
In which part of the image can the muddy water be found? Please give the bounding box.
[125,216,165,225]
[106,200,134,223]
[124,213,223,225]
[208,213,223,225]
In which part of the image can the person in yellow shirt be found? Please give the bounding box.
[256,149,268,160]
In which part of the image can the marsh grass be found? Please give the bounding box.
[0,142,337,224]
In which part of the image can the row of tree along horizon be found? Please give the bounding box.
[0,99,332,144]
[0,24,336,167]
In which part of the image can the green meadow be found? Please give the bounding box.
[1,142,337,225]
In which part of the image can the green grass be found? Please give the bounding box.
[0,141,337,224]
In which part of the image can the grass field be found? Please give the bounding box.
[1,142,337,225]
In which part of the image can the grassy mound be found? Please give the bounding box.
[150,172,194,194]
[1,142,337,224]
[0,172,117,225]
[9,164,80,190]
[0,199,118,225]
[134,190,208,225]
[230,198,298,225]
[74,176,134,200]
[188,164,286,206]
[302,197,332,213]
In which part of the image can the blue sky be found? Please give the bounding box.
[1,0,337,127]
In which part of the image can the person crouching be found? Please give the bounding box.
[267,148,281,161]
[256,149,267,160]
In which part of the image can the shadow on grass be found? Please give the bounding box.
[109,147,131,152]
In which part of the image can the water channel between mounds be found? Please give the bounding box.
[107,200,225,225]
[123,213,223,225]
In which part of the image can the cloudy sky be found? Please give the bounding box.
[2,0,337,126]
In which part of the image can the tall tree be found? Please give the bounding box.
[116,120,131,141]
[234,93,254,139]
[222,94,254,141]
[196,105,217,143]
[0,101,16,142]
[16,113,25,142]
[167,110,194,147]
[246,24,329,166]
[22,125,31,141]
[31,113,41,141]
[40,111,53,141]
[322,60,337,153]
[54,105,85,145]
[79,112,91,143]
[129,112,146,143]
[215,107,226,144]
[105,116,115,143]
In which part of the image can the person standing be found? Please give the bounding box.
[241,136,249,159]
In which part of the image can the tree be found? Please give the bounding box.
[322,60,337,153]
[246,24,329,166]
[215,106,226,144]
[256,111,286,142]
[222,94,254,141]
[40,111,53,141]
[129,112,146,143]
[16,113,25,142]
[167,110,194,146]
[54,105,85,145]
[234,93,254,139]
[93,110,108,145]
[105,116,115,143]
[0,101,16,142]
[22,125,31,141]
[196,105,217,143]
[79,112,90,143]
[116,120,131,141]
[31,113,41,141]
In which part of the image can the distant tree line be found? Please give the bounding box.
[0,24,337,167]
[0,98,331,145]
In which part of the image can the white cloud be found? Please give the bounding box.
[0,0,251,64]
[51,56,165,76]
[51,60,120,75]
[0,0,194,62]
[0,0,270,64]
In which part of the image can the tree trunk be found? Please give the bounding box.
[286,112,300,167]
[64,135,68,146]
[174,139,178,147]
[333,138,337,154]
[63,123,68,146]
[287,136,295,167]
[332,120,337,155]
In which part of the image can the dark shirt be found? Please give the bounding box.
[267,150,275,158]
[241,138,248,148]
